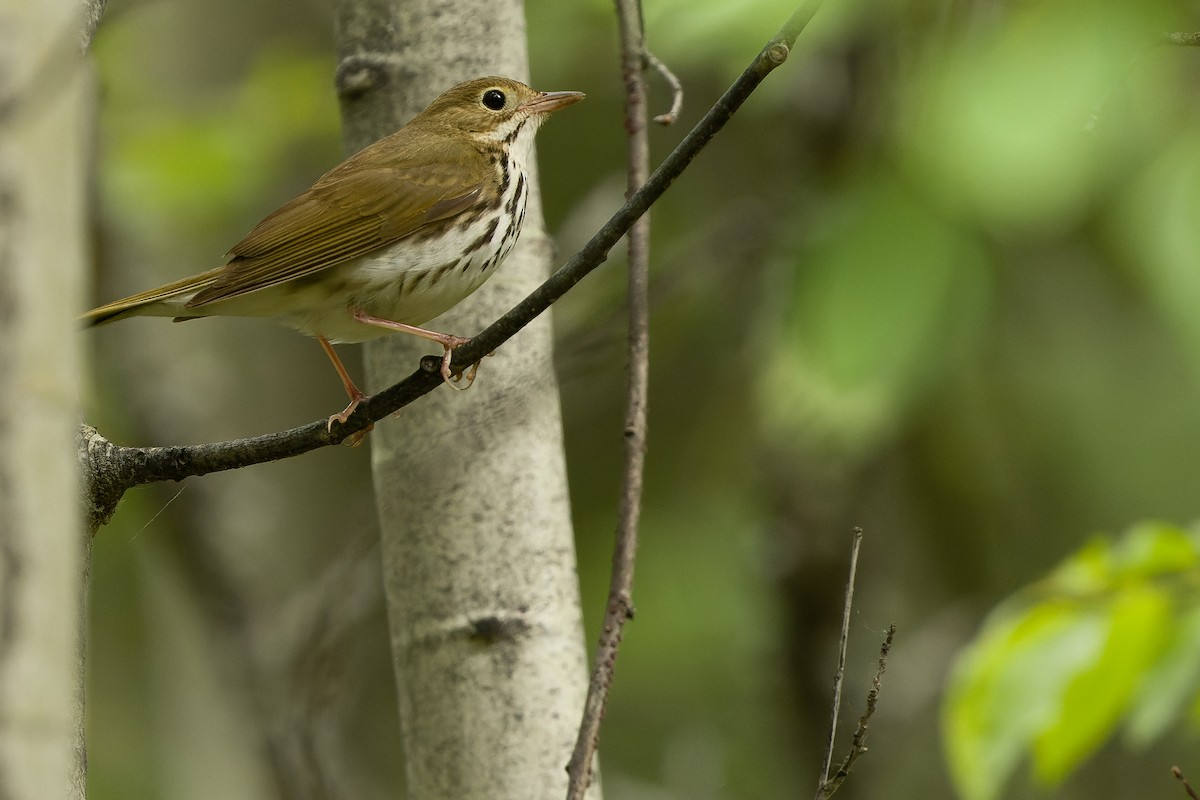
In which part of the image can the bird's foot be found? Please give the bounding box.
[327,391,372,447]
[318,335,372,445]
[445,349,496,389]
[441,339,481,391]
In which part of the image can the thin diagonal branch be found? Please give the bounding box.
[80,0,824,532]
[563,0,652,794]
[1176,767,1200,800]
[816,528,863,796]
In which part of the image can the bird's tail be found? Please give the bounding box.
[81,266,225,326]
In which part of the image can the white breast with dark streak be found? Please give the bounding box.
[276,125,534,344]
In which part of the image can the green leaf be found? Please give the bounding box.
[943,603,1105,800]
[943,523,1200,800]
[1113,521,1200,577]
[1031,587,1169,783]
[1127,604,1200,744]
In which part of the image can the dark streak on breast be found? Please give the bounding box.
[505,174,526,216]
[503,121,526,147]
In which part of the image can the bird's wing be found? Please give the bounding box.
[187,147,487,308]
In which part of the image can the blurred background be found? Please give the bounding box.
[82,0,1200,798]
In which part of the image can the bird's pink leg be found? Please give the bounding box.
[318,337,371,443]
[351,309,479,391]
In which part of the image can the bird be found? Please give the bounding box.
[83,76,584,432]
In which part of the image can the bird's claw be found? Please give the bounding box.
[445,359,481,390]
[327,394,372,446]
[440,338,480,391]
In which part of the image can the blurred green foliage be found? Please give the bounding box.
[95,33,341,253]
[899,2,1155,234]
[84,0,1200,798]
[757,175,990,459]
[944,523,1200,800]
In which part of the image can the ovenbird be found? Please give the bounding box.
[84,76,584,428]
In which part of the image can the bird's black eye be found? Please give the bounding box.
[482,89,506,111]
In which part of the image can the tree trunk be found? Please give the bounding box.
[0,0,90,796]
[330,1,598,798]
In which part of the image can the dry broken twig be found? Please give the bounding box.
[1175,766,1200,800]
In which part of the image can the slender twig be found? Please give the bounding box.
[80,0,825,530]
[820,624,895,798]
[563,0,652,796]
[816,528,863,797]
[1176,767,1200,800]
[645,51,682,125]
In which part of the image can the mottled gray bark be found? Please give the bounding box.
[78,0,104,51]
[330,1,598,798]
[0,0,89,796]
